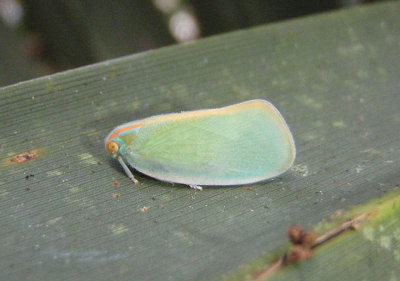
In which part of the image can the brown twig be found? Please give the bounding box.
[252,259,283,281]
[312,212,370,247]
[250,211,371,281]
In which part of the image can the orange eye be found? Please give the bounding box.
[106,141,119,154]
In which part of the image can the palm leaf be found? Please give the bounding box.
[1,2,399,280]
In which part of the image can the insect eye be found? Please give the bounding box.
[106,141,119,154]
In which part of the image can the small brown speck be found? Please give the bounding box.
[10,150,39,164]
[113,193,120,199]
[330,209,344,219]
[141,206,148,212]
[243,186,253,191]
[285,245,313,262]
[112,181,119,187]
[288,225,316,246]
[288,225,303,244]
[301,231,317,246]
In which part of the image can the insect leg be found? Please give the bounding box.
[118,156,139,185]
[189,184,203,191]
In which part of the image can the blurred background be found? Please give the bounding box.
[0,0,384,87]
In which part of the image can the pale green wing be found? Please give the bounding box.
[125,101,295,185]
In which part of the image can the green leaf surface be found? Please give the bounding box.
[1,2,399,280]
[278,189,400,281]
[221,188,400,281]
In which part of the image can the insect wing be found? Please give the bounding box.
[124,100,295,185]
